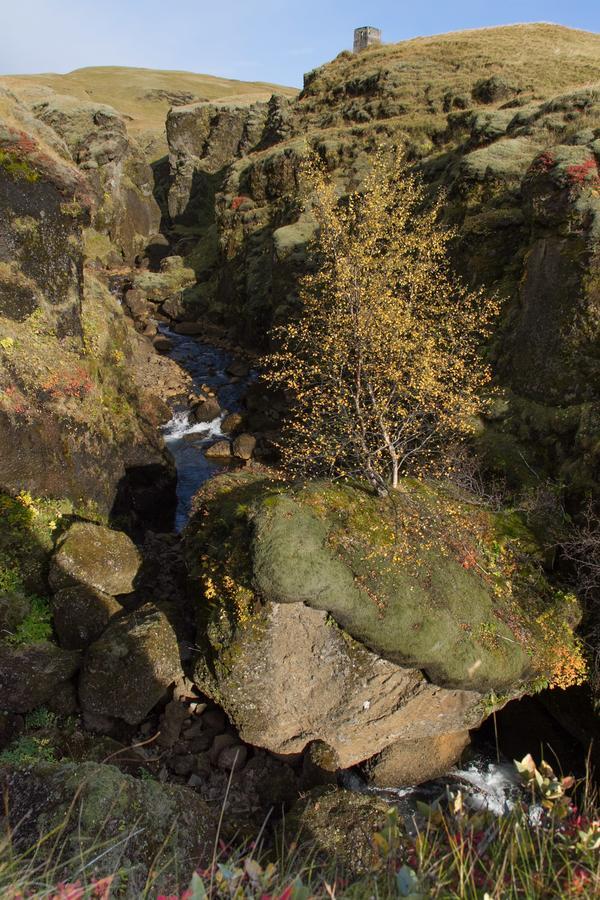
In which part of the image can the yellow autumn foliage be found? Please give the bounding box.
[266,149,500,493]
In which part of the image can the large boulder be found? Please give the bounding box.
[0,642,80,712]
[79,602,183,724]
[49,522,141,597]
[0,760,215,895]
[51,585,123,650]
[186,472,582,779]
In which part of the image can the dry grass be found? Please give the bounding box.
[0,67,297,158]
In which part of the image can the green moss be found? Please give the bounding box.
[0,150,41,183]
[191,473,582,693]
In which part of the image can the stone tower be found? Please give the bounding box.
[353,26,382,53]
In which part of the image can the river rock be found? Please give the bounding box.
[192,397,221,423]
[221,412,244,434]
[204,440,231,459]
[174,322,204,336]
[79,603,183,725]
[153,334,174,353]
[232,433,256,460]
[366,731,471,788]
[1,761,216,894]
[226,359,250,378]
[0,642,81,713]
[51,585,123,650]
[49,522,141,597]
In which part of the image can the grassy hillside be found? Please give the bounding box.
[0,66,297,159]
[300,23,600,134]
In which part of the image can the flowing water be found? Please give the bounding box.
[159,325,523,815]
[159,325,254,531]
[344,751,524,821]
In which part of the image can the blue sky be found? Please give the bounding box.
[3,1,600,87]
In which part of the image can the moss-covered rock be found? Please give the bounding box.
[0,642,80,712]
[0,101,175,514]
[185,472,582,773]
[49,521,141,597]
[0,760,216,895]
[287,787,390,876]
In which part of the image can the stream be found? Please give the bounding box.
[158,326,533,817]
[159,325,254,531]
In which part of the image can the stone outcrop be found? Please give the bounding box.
[166,99,269,222]
[163,24,600,497]
[30,93,160,263]
[0,96,175,515]
[185,471,581,782]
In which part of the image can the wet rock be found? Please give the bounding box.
[50,522,141,597]
[52,585,123,650]
[366,731,471,788]
[192,397,221,423]
[153,334,174,353]
[232,433,256,460]
[227,359,250,378]
[174,322,204,336]
[221,412,244,434]
[205,440,231,459]
[79,603,183,725]
[0,642,81,713]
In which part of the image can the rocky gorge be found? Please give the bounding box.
[0,22,599,897]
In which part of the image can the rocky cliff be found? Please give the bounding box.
[0,88,175,518]
[163,24,600,496]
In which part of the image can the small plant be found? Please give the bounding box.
[4,594,53,645]
[41,366,94,401]
[25,706,57,730]
[566,157,600,187]
[0,734,56,765]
